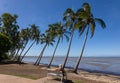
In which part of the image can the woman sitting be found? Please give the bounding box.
[47,64,67,81]
[55,64,63,72]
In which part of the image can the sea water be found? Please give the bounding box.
[23,56,120,75]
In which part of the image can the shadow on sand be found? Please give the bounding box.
[0,60,25,65]
[54,78,74,83]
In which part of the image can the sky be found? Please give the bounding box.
[0,0,120,57]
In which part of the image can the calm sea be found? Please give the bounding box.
[23,56,120,75]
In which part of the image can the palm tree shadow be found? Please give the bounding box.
[54,78,73,83]
[0,60,20,65]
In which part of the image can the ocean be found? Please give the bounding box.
[23,56,120,75]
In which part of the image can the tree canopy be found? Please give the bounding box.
[0,33,12,61]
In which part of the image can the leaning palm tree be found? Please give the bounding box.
[18,28,31,61]
[62,8,83,69]
[19,24,41,63]
[13,32,23,60]
[34,33,55,65]
[47,22,69,68]
[73,2,106,73]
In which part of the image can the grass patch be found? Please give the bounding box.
[74,80,82,83]
[0,73,38,80]
[13,74,38,80]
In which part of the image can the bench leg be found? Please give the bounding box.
[61,76,63,83]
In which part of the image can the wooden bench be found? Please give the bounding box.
[47,68,67,82]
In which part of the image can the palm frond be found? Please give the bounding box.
[76,8,87,19]
[63,16,68,21]
[78,24,87,36]
[82,2,91,13]
[64,34,69,42]
[65,20,72,28]
[49,42,54,46]
[74,21,85,29]
[63,8,75,21]
[95,18,106,28]
[90,21,96,38]
[63,8,74,16]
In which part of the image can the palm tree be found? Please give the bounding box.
[34,33,55,65]
[18,28,31,61]
[12,32,23,60]
[73,2,106,73]
[19,24,41,63]
[62,8,79,69]
[47,22,69,68]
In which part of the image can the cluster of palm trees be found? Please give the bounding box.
[18,24,41,63]
[0,2,106,73]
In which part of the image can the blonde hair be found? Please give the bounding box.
[59,64,62,68]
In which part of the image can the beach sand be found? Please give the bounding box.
[0,63,120,83]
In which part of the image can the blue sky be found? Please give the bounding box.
[0,0,120,57]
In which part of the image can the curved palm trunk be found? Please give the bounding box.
[34,44,47,65]
[48,37,60,68]
[73,28,89,73]
[63,30,74,69]
[17,41,28,61]
[13,50,17,57]
[11,50,16,57]
[15,48,20,57]
[36,44,47,65]
[13,48,20,60]
[19,41,36,63]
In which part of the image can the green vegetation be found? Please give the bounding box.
[74,80,82,83]
[19,24,41,63]
[0,33,12,61]
[34,33,55,65]
[73,2,106,73]
[47,22,70,68]
[1,73,38,80]
[0,13,19,56]
[0,13,19,61]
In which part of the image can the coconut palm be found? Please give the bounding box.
[47,22,69,68]
[19,24,41,63]
[12,31,23,60]
[18,28,31,61]
[62,8,79,69]
[73,2,106,73]
[34,33,55,65]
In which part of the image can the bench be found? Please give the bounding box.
[47,68,67,82]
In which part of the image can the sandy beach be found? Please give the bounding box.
[0,63,120,83]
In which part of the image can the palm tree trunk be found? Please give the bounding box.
[15,49,20,57]
[48,37,60,68]
[17,41,28,61]
[34,44,47,65]
[63,30,74,69]
[36,44,47,65]
[11,50,16,57]
[19,41,36,63]
[73,28,89,73]
[13,48,20,60]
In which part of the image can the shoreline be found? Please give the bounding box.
[39,63,120,76]
[39,63,120,83]
[23,56,120,76]
[0,62,120,83]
